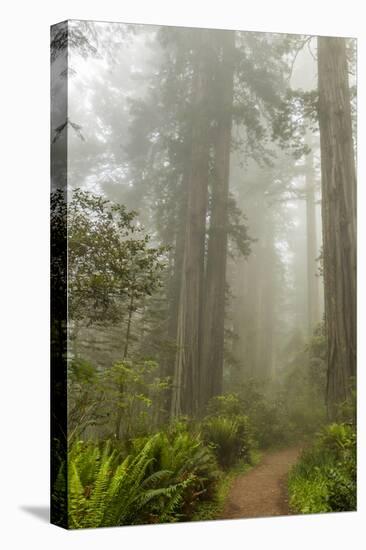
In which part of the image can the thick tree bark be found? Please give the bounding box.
[317,37,356,416]
[171,31,212,417]
[200,30,236,409]
[305,141,320,336]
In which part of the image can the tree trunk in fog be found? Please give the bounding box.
[168,165,189,340]
[168,142,193,336]
[235,203,263,379]
[244,252,261,377]
[317,37,356,416]
[305,142,320,336]
[115,292,134,437]
[171,31,212,417]
[257,223,275,379]
[200,30,236,409]
[231,256,247,385]
[123,293,134,359]
[164,159,189,416]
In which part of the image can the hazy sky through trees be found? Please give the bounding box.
[65,21,326,380]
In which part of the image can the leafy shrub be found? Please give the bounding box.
[200,414,252,469]
[133,428,219,518]
[68,357,170,443]
[318,423,355,456]
[213,387,293,448]
[279,324,327,440]
[68,436,194,528]
[206,393,244,418]
[331,386,357,424]
[288,423,356,514]
[246,396,292,448]
[67,427,219,528]
[228,324,327,449]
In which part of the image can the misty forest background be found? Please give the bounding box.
[51,22,356,528]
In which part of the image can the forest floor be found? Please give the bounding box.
[221,445,303,520]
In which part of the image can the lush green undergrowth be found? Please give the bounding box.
[58,400,259,528]
[54,326,347,530]
[67,429,219,528]
[288,423,356,514]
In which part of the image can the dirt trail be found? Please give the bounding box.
[221,446,302,520]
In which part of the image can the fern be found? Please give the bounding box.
[69,462,88,528]
[67,430,219,528]
[200,415,252,468]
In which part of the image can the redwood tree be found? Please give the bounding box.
[171,30,212,416]
[305,137,320,336]
[200,30,236,407]
[317,36,356,416]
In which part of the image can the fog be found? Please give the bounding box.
[61,22,324,388]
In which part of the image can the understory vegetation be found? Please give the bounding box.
[54,339,331,528]
[288,421,356,514]
[55,406,249,528]
[52,276,333,528]
[67,430,219,528]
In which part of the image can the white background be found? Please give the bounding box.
[1,1,365,548]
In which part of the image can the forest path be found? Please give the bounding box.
[221,445,302,520]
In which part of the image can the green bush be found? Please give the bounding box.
[133,428,220,518]
[68,357,170,443]
[247,396,291,448]
[227,324,327,449]
[288,423,356,514]
[212,386,294,448]
[200,414,252,469]
[67,427,219,528]
[206,393,245,418]
[318,423,355,456]
[68,436,193,528]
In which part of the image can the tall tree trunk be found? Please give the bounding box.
[244,250,261,377]
[200,30,236,409]
[237,200,263,379]
[231,255,247,386]
[257,220,275,380]
[115,292,134,438]
[317,37,357,417]
[164,159,189,416]
[167,156,190,346]
[292,199,308,335]
[171,31,212,417]
[305,140,320,336]
[123,293,134,359]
